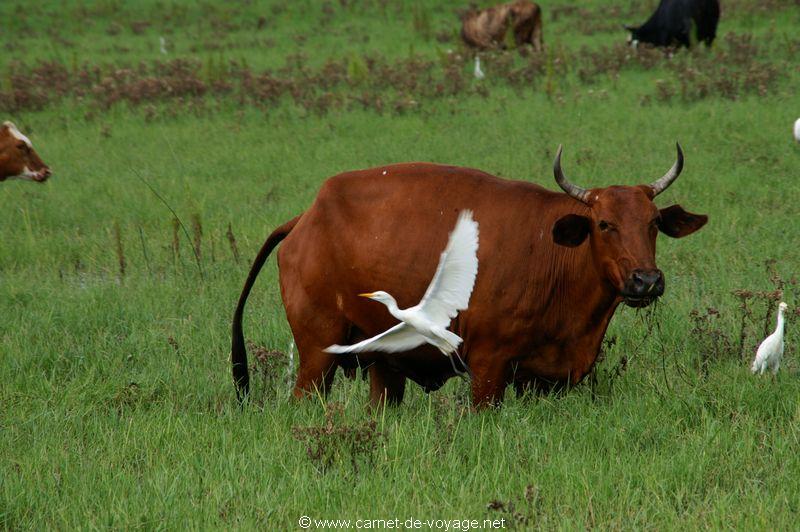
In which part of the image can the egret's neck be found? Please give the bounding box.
[381,295,403,320]
[776,308,785,334]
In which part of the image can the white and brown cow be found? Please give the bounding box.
[0,122,51,183]
[461,0,543,52]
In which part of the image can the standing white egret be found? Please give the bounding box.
[159,36,168,55]
[473,56,485,80]
[325,210,479,376]
[751,302,788,376]
[287,339,296,380]
[794,118,800,143]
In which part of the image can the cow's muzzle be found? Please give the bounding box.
[622,269,664,307]
[33,166,51,183]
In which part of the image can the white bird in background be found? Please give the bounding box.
[159,36,168,55]
[287,339,296,380]
[325,210,479,377]
[794,118,800,143]
[474,56,485,80]
[751,302,788,376]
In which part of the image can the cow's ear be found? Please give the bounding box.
[623,24,637,32]
[657,205,708,238]
[553,214,591,247]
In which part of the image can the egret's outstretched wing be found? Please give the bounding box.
[419,210,479,326]
[324,323,427,354]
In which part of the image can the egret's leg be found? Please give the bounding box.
[429,330,470,380]
[446,353,465,379]
[435,344,472,381]
[451,352,474,380]
[368,362,407,407]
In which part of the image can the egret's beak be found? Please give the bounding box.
[358,292,375,298]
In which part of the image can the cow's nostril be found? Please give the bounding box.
[625,269,664,298]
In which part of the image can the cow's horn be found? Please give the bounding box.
[650,142,684,196]
[553,145,590,204]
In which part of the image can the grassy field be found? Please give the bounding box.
[2,0,800,529]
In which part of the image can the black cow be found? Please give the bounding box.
[625,0,720,48]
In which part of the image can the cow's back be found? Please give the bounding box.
[277,163,582,346]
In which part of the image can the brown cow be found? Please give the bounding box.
[231,144,707,407]
[0,122,51,183]
[461,0,543,51]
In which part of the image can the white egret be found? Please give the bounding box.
[159,36,168,55]
[474,56,485,80]
[794,118,800,143]
[325,210,479,377]
[751,302,787,376]
[287,339,296,380]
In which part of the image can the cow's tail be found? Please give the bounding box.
[231,214,302,403]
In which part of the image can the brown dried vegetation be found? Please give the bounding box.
[248,341,289,382]
[291,403,383,474]
[2,29,794,117]
[486,483,542,527]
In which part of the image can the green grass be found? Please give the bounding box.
[2,0,800,529]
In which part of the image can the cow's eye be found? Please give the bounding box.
[598,220,610,232]
[17,142,28,151]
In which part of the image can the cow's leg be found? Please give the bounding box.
[469,354,510,408]
[513,380,526,399]
[510,362,531,399]
[513,376,540,399]
[512,21,531,48]
[368,362,407,407]
[289,308,348,400]
[531,22,543,52]
[514,378,533,399]
[515,376,562,399]
[293,349,338,399]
